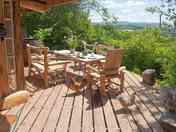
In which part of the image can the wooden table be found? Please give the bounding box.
[52,50,106,91]
[53,50,105,63]
[53,50,105,74]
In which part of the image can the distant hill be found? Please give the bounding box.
[117,21,159,30]
[92,21,159,31]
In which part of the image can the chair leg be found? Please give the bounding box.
[100,76,107,96]
[43,72,48,88]
[120,72,125,92]
[28,66,32,77]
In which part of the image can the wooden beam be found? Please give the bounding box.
[0,0,9,96]
[14,0,25,90]
[47,0,78,6]
[20,0,48,13]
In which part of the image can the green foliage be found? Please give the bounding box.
[34,28,52,43]
[66,32,78,49]
[91,27,176,86]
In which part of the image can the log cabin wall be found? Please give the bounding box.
[4,0,19,91]
[0,0,24,96]
[0,0,9,96]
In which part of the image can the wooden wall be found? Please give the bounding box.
[0,0,10,96]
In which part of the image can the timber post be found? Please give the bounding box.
[0,0,9,96]
[14,0,25,90]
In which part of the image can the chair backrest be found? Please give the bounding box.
[104,49,124,71]
[26,44,49,67]
[96,44,114,55]
[82,41,96,53]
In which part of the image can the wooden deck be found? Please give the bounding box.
[7,71,165,132]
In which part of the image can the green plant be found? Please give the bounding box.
[34,28,52,44]
[66,33,78,50]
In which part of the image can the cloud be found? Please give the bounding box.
[90,0,161,23]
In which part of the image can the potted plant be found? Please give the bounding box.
[67,34,78,54]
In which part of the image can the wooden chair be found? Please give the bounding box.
[86,49,125,96]
[95,44,114,55]
[27,44,70,87]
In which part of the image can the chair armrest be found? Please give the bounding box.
[86,65,101,74]
[119,66,126,73]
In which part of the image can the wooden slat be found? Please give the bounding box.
[82,89,94,132]
[20,0,48,13]
[16,88,54,132]
[55,88,75,132]
[110,92,133,132]
[11,90,44,132]
[29,85,62,132]
[47,0,78,6]
[42,85,68,132]
[129,72,164,112]
[124,76,153,132]
[69,90,83,132]
[102,95,120,132]
[125,81,164,132]
[92,91,107,132]
[20,0,78,13]
[125,72,165,128]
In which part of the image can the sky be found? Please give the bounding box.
[90,0,161,23]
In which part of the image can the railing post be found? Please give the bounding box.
[14,0,25,90]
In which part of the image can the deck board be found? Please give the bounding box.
[7,71,165,132]
[102,96,120,132]
[16,88,54,132]
[82,89,94,132]
[29,85,62,132]
[69,89,83,132]
[125,81,164,132]
[55,89,75,132]
[42,84,68,132]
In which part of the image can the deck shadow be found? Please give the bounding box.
[0,114,16,132]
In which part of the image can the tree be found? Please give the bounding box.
[22,0,117,49]
[146,6,165,29]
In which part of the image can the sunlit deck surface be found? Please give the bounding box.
[8,71,165,132]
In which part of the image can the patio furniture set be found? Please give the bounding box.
[26,44,126,96]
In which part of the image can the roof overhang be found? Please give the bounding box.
[20,0,79,13]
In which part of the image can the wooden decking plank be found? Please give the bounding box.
[42,85,68,132]
[121,80,152,132]
[55,88,75,132]
[126,71,164,112]
[69,90,83,132]
[123,78,153,132]
[82,89,94,132]
[130,72,164,112]
[110,79,140,132]
[125,80,164,132]
[125,72,163,121]
[29,85,63,132]
[110,92,133,132]
[92,91,107,132]
[12,90,44,131]
[101,95,120,132]
[16,88,54,132]
[131,72,163,109]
